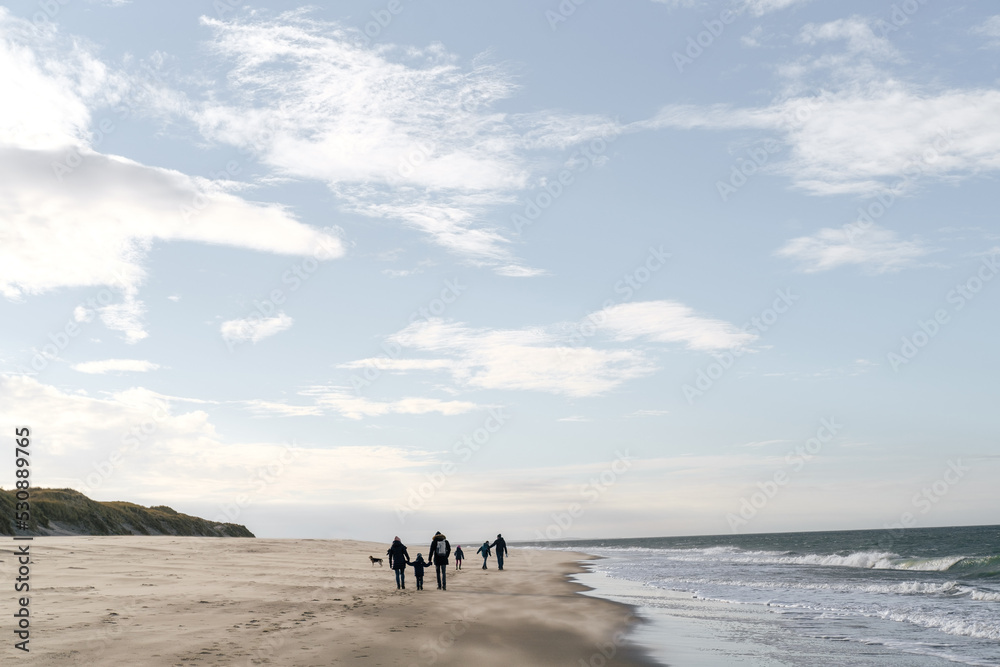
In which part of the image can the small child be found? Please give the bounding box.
[409,553,427,590]
[454,545,464,570]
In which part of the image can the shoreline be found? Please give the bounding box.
[11,536,660,666]
[570,558,973,667]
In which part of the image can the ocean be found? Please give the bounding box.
[525,525,1000,666]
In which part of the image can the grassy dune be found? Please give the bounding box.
[0,487,253,537]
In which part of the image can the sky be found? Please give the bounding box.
[1,0,998,542]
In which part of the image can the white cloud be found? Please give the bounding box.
[776,225,933,273]
[598,301,757,351]
[170,13,621,274]
[0,10,101,150]
[301,389,479,420]
[627,409,670,417]
[371,319,654,397]
[738,439,790,448]
[743,0,811,16]
[0,147,344,300]
[220,313,294,344]
[0,12,344,341]
[650,0,701,8]
[340,301,748,398]
[246,390,480,420]
[71,359,160,374]
[798,17,897,57]
[652,0,808,13]
[644,85,1000,196]
[639,15,1000,197]
[972,15,1000,46]
[0,374,438,509]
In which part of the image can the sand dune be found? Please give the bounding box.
[8,536,653,666]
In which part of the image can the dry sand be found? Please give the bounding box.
[4,537,654,666]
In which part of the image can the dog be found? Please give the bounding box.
[369,555,384,567]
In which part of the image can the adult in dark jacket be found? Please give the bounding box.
[490,534,508,570]
[428,531,451,590]
[387,536,410,589]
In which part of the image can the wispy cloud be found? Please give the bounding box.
[776,226,933,273]
[170,12,622,274]
[0,11,345,341]
[598,301,757,351]
[972,15,1000,47]
[220,313,294,344]
[71,359,161,374]
[627,409,670,417]
[339,300,749,398]
[342,319,654,398]
[248,389,480,421]
[743,0,812,16]
[639,17,1000,196]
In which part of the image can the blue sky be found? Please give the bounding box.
[1,0,998,541]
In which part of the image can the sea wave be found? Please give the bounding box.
[590,546,1000,577]
[643,575,1000,601]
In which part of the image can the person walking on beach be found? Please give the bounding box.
[387,536,410,590]
[408,553,427,590]
[428,531,451,590]
[490,534,508,570]
[476,541,491,569]
[454,545,464,570]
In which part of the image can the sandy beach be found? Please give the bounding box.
[5,537,654,666]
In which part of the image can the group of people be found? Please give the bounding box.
[386,532,509,591]
[475,534,508,570]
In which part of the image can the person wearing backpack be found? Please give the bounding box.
[490,534,508,570]
[387,536,410,590]
[428,531,451,590]
[476,541,491,569]
[408,553,427,590]
[454,545,465,570]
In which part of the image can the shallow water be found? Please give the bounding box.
[525,525,1000,666]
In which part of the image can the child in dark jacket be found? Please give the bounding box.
[408,554,427,590]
